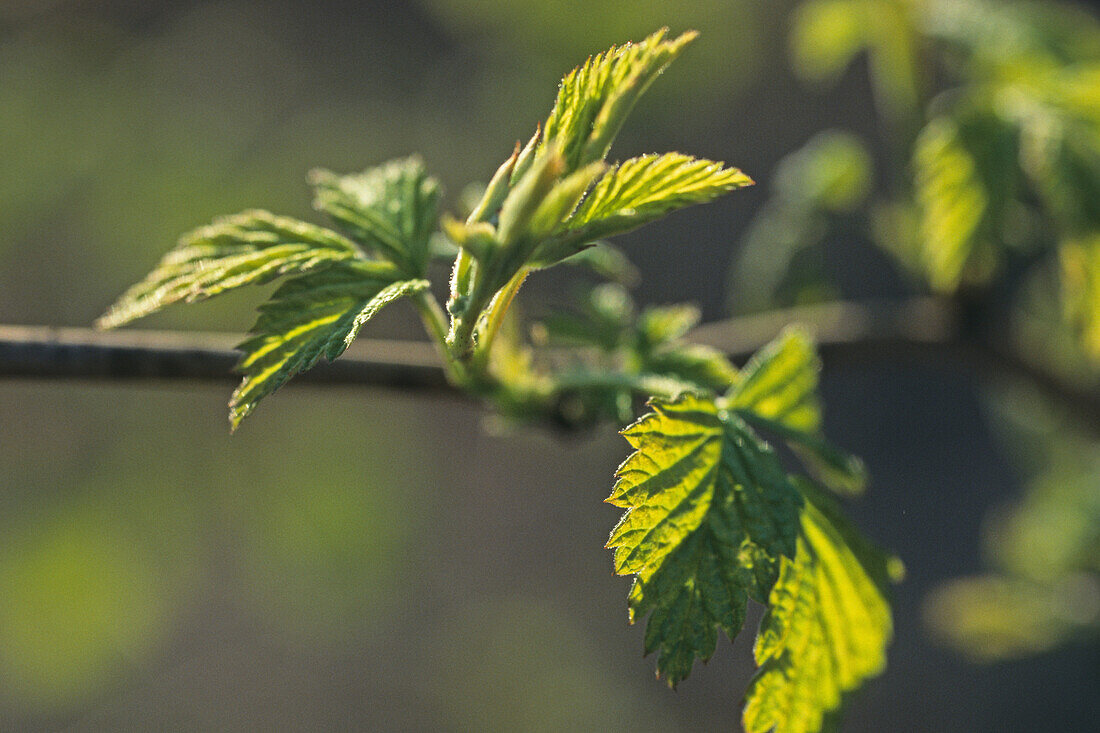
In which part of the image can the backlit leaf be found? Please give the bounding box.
[913,118,989,291]
[913,114,1018,291]
[229,262,428,429]
[729,329,867,495]
[607,394,802,685]
[97,211,359,329]
[538,28,697,174]
[546,154,751,258]
[743,486,895,733]
[309,157,441,277]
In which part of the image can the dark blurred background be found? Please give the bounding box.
[1,1,1097,730]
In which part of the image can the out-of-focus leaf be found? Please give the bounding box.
[922,0,1100,72]
[730,131,870,313]
[928,385,1100,662]
[791,0,921,119]
[637,304,702,348]
[986,460,1100,582]
[790,0,866,82]
[645,344,741,394]
[1059,236,1100,363]
[924,574,1100,662]
[538,283,636,350]
[634,303,739,391]
[1011,263,1100,388]
[773,131,873,213]
[913,115,1017,291]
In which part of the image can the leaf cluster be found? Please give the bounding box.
[98,28,891,733]
[605,329,893,732]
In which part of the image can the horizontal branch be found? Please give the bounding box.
[0,324,450,393]
[1,296,1096,431]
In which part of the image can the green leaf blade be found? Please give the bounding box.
[728,329,867,495]
[743,489,895,733]
[310,156,441,277]
[628,528,747,685]
[228,262,428,429]
[96,211,360,330]
[729,328,821,431]
[607,395,723,574]
[607,394,803,686]
[562,153,753,245]
[541,28,697,173]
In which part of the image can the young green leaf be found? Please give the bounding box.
[229,261,428,429]
[96,211,360,330]
[309,157,441,277]
[743,486,896,733]
[534,153,753,265]
[607,394,803,685]
[539,28,698,174]
[728,329,868,495]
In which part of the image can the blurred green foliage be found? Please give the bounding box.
[759,0,1100,367]
[0,384,430,714]
[790,0,923,122]
[740,0,1100,669]
[924,387,1100,661]
[729,131,872,312]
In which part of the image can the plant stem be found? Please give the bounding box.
[446,293,487,363]
[471,267,530,371]
[551,370,694,401]
[412,289,467,385]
